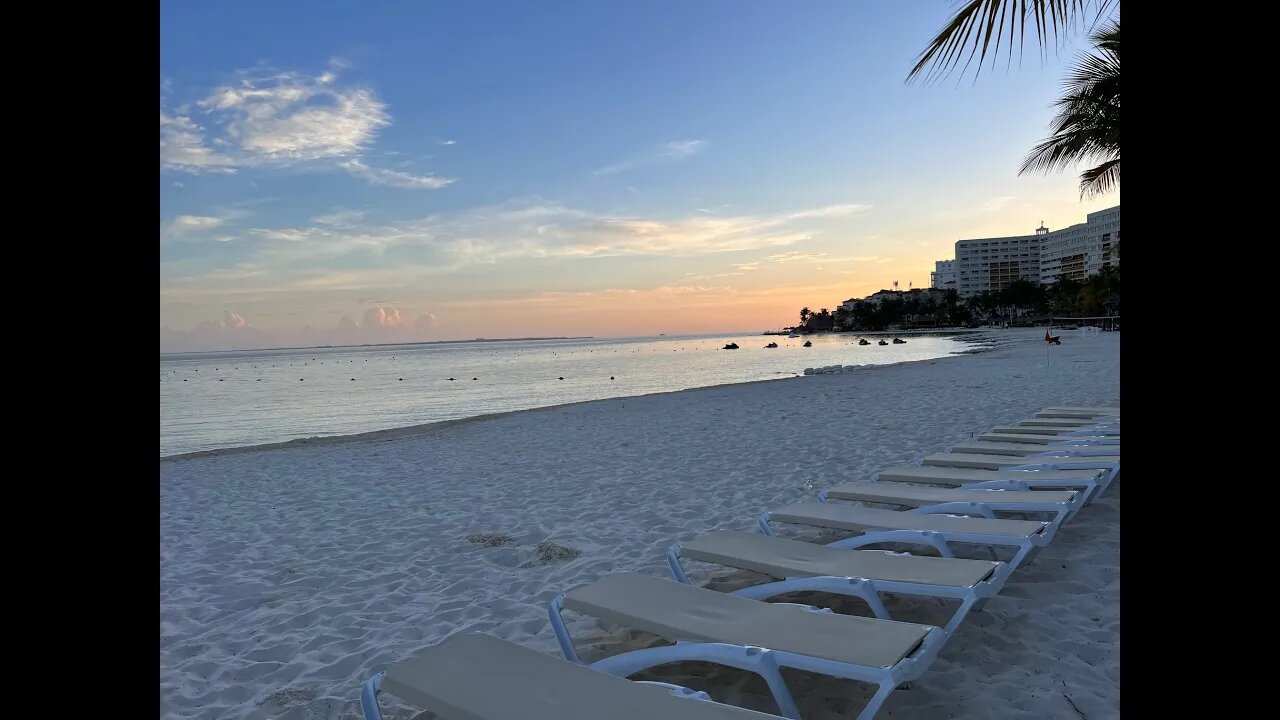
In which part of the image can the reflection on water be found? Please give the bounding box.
[160,332,969,456]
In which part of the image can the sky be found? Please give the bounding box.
[160,1,1118,352]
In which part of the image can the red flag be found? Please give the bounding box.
[1045,331,1052,343]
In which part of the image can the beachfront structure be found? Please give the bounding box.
[953,204,1120,297]
[844,287,951,308]
[861,289,904,306]
[1038,205,1120,285]
[931,260,956,289]
[955,234,1042,298]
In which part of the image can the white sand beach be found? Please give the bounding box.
[159,328,1119,720]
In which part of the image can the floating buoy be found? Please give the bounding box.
[472,377,478,380]
[448,378,456,381]
[610,376,615,380]
[398,378,404,381]
[350,378,355,381]
[558,377,564,380]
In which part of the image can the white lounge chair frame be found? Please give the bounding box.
[549,576,947,720]
[816,484,1078,525]
[666,534,1012,636]
[359,632,781,720]
[868,466,1103,505]
[914,452,1119,495]
[758,503,1055,570]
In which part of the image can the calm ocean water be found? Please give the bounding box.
[159,331,971,456]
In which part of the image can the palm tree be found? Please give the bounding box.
[908,1,1120,197]
[1020,21,1119,196]
[800,307,811,324]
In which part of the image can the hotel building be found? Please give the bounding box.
[951,204,1120,298]
[930,259,956,289]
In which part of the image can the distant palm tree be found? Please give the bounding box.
[800,307,811,323]
[908,1,1120,198]
[1020,21,1119,196]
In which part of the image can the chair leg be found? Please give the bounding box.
[944,595,980,636]
[756,652,802,719]
[857,679,899,720]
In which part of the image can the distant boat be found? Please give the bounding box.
[764,342,778,348]
[878,339,888,346]
[722,342,740,350]
[802,340,812,347]
[858,338,870,346]
[787,332,800,339]
[892,338,907,344]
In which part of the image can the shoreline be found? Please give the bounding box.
[160,339,995,462]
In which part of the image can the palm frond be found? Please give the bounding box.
[907,0,1118,84]
[1079,158,1120,197]
[1019,19,1119,196]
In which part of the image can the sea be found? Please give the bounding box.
[160,331,976,456]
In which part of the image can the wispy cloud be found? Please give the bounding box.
[338,159,456,189]
[159,63,453,189]
[163,199,871,297]
[440,139,457,146]
[662,139,703,158]
[939,196,1019,219]
[761,251,828,263]
[159,111,237,172]
[594,139,706,175]
[196,69,388,161]
[162,215,229,245]
[170,215,223,233]
[686,271,746,280]
[980,195,1016,213]
[311,209,367,227]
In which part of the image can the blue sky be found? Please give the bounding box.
[160,1,1118,351]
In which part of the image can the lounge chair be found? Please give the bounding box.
[817,480,1080,524]
[868,465,1104,504]
[359,632,782,720]
[1017,416,1118,428]
[759,503,1054,570]
[1035,406,1119,418]
[949,441,1120,458]
[549,573,946,720]
[666,530,1010,636]
[917,452,1119,494]
[990,424,1120,437]
[979,432,1118,446]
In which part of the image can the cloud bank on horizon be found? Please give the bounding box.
[159,3,1117,353]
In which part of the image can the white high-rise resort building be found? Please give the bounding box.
[930,260,955,289]
[1039,205,1120,285]
[950,204,1120,298]
[955,234,1042,298]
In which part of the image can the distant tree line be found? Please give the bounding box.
[799,267,1119,332]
